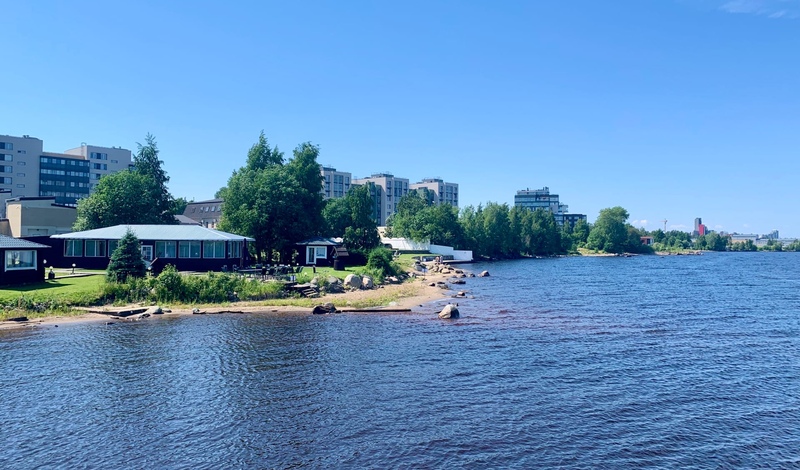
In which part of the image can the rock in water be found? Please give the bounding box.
[479,270,490,277]
[344,274,362,289]
[312,303,337,314]
[439,304,460,319]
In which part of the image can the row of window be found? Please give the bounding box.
[41,191,85,198]
[92,163,107,170]
[40,180,90,188]
[40,169,88,177]
[90,152,108,160]
[64,240,243,259]
[191,205,220,213]
[40,157,89,166]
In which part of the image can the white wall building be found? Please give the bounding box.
[410,178,459,207]
[352,173,410,226]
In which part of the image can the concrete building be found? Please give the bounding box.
[2,197,77,237]
[409,178,459,208]
[514,187,586,228]
[352,173,410,226]
[0,134,132,214]
[182,198,224,228]
[320,166,352,199]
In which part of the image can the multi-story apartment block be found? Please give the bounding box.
[0,134,132,215]
[352,173,410,226]
[514,186,586,228]
[409,178,459,208]
[320,166,352,199]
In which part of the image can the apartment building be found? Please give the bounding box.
[320,166,352,199]
[352,173,410,226]
[514,186,587,228]
[409,178,459,208]
[0,134,132,215]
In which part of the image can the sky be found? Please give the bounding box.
[3,0,799,236]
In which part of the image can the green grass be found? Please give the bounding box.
[0,275,107,320]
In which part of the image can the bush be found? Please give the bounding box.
[364,247,400,284]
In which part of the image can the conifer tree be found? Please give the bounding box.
[107,229,146,282]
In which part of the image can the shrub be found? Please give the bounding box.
[364,247,400,284]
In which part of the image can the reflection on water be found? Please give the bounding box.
[1,253,799,468]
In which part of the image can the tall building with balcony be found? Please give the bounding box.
[514,186,586,228]
[320,166,352,199]
[409,178,459,208]
[0,134,132,216]
[352,173,409,225]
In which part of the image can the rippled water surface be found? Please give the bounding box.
[2,253,799,468]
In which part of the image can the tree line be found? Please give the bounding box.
[74,132,800,260]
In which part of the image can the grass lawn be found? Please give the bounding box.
[0,275,106,320]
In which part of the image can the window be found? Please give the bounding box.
[111,159,118,164]
[155,241,176,258]
[0,142,12,150]
[16,184,24,188]
[18,162,25,166]
[1,177,10,184]
[0,166,11,173]
[65,239,84,257]
[229,241,241,258]
[85,240,107,257]
[5,250,36,271]
[92,163,107,170]
[315,247,327,259]
[0,154,12,161]
[91,173,101,180]
[17,150,26,154]
[179,241,201,258]
[16,173,24,177]
[90,152,108,160]
[203,241,225,258]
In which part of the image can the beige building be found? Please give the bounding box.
[2,197,77,237]
[352,173,410,226]
[410,178,459,207]
[64,144,132,191]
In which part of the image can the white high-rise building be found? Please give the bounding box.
[351,173,410,226]
[409,178,459,208]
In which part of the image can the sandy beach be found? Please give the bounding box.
[0,263,470,331]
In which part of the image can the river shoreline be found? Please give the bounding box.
[0,265,463,331]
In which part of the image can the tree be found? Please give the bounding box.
[133,134,175,224]
[74,171,170,230]
[107,229,146,282]
[172,197,190,215]
[246,131,284,170]
[586,206,630,253]
[572,218,591,247]
[219,133,327,263]
[343,184,380,253]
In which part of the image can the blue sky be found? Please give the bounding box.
[3,0,799,236]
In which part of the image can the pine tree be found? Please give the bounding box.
[107,229,146,282]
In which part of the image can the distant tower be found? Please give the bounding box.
[694,218,702,236]
[662,219,667,231]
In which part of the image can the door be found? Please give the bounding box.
[307,246,316,264]
[141,245,154,262]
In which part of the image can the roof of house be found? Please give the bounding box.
[174,214,201,225]
[51,225,254,242]
[296,237,343,246]
[0,235,50,249]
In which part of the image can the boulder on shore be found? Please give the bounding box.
[479,270,490,277]
[361,276,374,289]
[439,304,460,319]
[344,274,362,289]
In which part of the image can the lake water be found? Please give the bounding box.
[1,252,799,468]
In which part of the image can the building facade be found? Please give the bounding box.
[352,173,410,226]
[514,187,587,228]
[3,197,77,237]
[320,166,352,199]
[0,134,132,213]
[409,178,459,208]
[182,199,224,228]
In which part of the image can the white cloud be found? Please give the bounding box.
[718,0,800,18]
[631,219,649,228]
